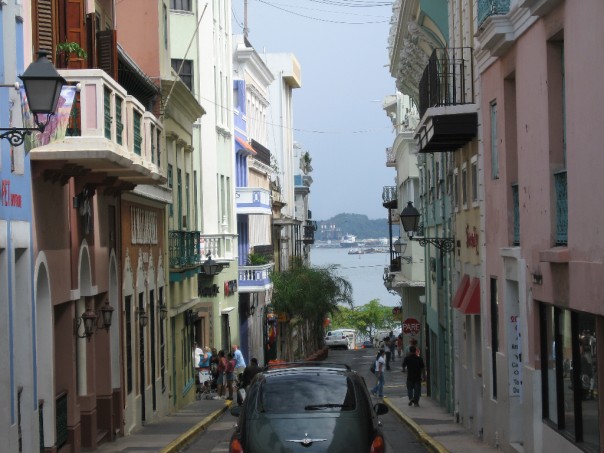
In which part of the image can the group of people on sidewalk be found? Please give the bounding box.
[194,343,248,400]
[194,343,264,402]
[371,336,425,406]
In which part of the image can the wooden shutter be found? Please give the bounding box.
[65,0,86,69]
[97,30,118,81]
[86,13,97,68]
[32,0,57,62]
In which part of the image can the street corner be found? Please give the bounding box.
[381,397,449,453]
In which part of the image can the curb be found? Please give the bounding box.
[383,397,449,453]
[159,401,232,453]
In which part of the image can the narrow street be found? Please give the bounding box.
[182,348,429,453]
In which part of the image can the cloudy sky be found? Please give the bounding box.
[231,0,396,221]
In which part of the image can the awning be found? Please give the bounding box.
[235,136,256,155]
[452,274,470,309]
[458,277,481,315]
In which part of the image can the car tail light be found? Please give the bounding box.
[370,435,385,453]
[229,438,244,453]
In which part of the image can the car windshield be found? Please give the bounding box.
[259,373,356,414]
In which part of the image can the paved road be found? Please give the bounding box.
[182,347,429,453]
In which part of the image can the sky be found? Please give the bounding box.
[231,0,396,221]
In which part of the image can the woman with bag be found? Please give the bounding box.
[370,349,386,398]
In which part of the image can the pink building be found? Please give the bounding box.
[480,1,603,451]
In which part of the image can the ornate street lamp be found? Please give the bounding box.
[400,201,455,253]
[0,50,67,146]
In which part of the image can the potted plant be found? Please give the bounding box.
[56,42,87,68]
[247,253,269,266]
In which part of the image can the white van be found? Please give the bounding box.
[372,330,391,349]
[324,329,356,349]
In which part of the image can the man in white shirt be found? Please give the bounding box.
[370,349,386,398]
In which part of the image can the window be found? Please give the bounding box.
[171,59,193,91]
[170,0,191,11]
[540,305,599,451]
[168,164,173,217]
[490,278,499,400]
[461,164,468,208]
[125,295,133,393]
[453,169,459,210]
[490,102,499,179]
[260,375,356,414]
[471,156,478,204]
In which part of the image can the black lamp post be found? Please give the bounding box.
[202,253,219,276]
[0,50,67,146]
[400,201,455,253]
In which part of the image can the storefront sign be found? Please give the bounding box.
[1,180,22,208]
[200,284,220,297]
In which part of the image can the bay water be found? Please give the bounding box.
[310,246,401,308]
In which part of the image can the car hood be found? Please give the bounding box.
[244,413,371,453]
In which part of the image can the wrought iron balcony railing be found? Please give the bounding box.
[418,47,474,118]
[303,221,317,244]
[169,230,203,269]
[478,0,511,28]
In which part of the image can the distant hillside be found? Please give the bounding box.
[316,213,397,241]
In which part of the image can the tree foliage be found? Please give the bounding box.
[329,299,399,340]
[270,263,353,359]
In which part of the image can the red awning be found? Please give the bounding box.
[235,136,256,155]
[452,274,470,309]
[459,277,481,314]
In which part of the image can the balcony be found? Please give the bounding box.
[238,263,274,293]
[477,0,511,28]
[382,186,397,210]
[303,221,317,245]
[200,233,236,261]
[236,187,271,215]
[414,48,478,154]
[29,69,165,191]
[169,230,203,270]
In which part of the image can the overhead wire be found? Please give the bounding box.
[254,0,390,24]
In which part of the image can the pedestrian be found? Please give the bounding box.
[242,357,262,388]
[232,344,247,377]
[192,342,202,370]
[402,345,425,406]
[405,338,419,356]
[198,346,212,386]
[225,352,236,400]
[388,331,396,362]
[213,350,228,399]
[370,349,387,398]
[384,335,392,370]
[397,334,403,358]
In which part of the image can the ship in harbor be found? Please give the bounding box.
[340,234,357,248]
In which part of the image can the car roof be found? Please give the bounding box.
[263,361,352,375]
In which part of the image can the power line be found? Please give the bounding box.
[254,0,390,24]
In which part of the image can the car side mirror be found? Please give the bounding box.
[230,405,241,417]
[374,402,388,416]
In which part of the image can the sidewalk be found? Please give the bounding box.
[94,397,231,453]
[379,364,499,453]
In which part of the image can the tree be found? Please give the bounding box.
[270,263,353,360]
[330,299,398,340]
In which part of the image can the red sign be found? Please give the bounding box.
[402,318,420,336]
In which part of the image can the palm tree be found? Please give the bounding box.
[270,263,352,360]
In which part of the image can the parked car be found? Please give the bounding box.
[324,329,356,349]
[228,362,388,453]
[361,340,374,349]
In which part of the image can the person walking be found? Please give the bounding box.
[242,357,262,388]
[213,350,228,399]
[370,349,387,398]
[198,346,212,386]
[396,334,403,358]
[402,345,425,406]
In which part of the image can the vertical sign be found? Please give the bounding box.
[508,314,522,399]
